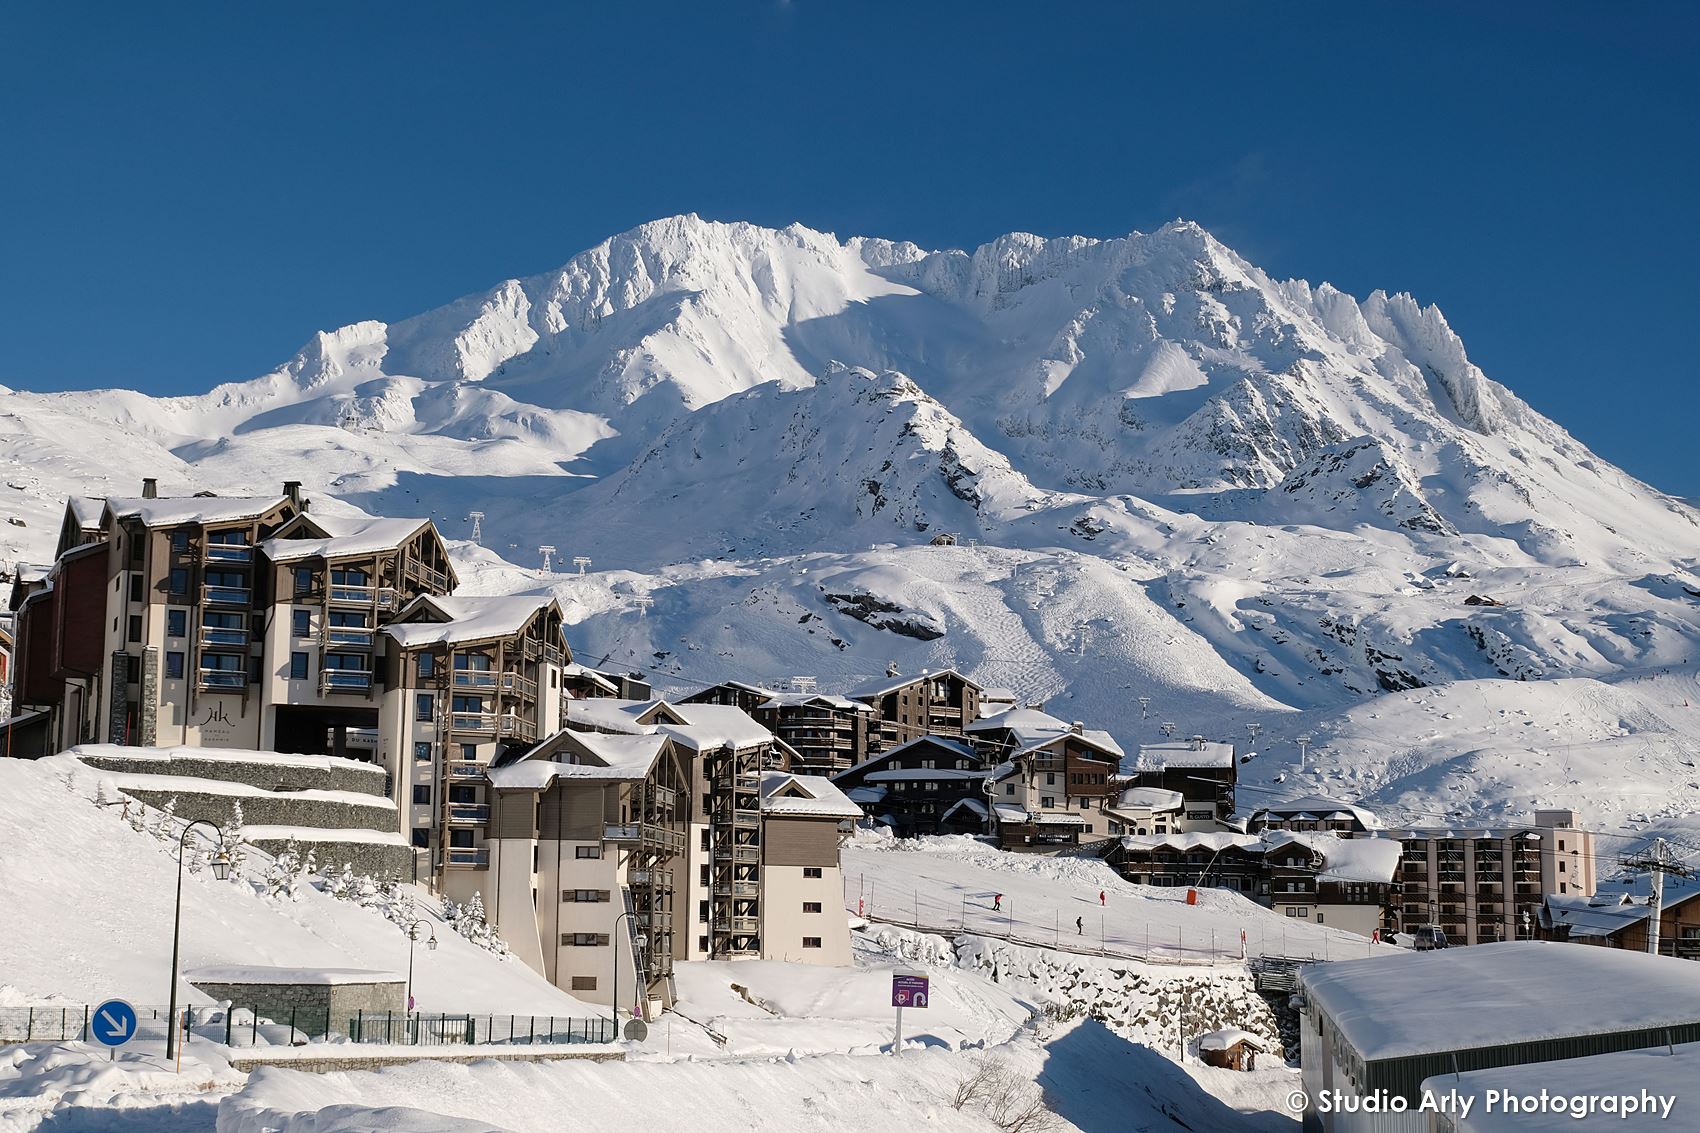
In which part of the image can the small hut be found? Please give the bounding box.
[1198,1027,1268,1071]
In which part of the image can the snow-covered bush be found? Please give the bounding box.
[444,892,509,957]
[265,840,304,900]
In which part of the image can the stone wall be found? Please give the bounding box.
[79,753,387,797]
[118,786,395,832]
[248,836,413,881]
[189,977,404,1036]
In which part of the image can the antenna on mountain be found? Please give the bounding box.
[538,545,556,572]
[794,676,818,694]
[633,596,654,618]
[573,556,591,574]
[467,512,484,545]
[1621,838,1693,956]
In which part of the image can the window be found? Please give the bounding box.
[1005,784,1015,796]
[561,933,610,947]
[331,567,369,586]
[165,652,184,680]
[454,653,492,671]
[803,867,823,879]
[329,609,367,628]
[412,785,431,805]
[289,653,309,680]
[208,529,248,546]
[1046,772,1055,786]
[418,653,436,679]
[414,742,432,762]
[452,695,483,713]
[200,652,242,673]
[1284,906,1309,918]
[449,784,477,804]
[166,609,186,638]
[411,829,429,848]
[698,901,709,923]
[700,828,711,851]
[562,889,611,903]
[292,610,311,639]
[802,937,823,949]
[1041,796,1055,809]
[128,574,143,603]
[1316,912,1325,924]
[1559,861,1567,873]
[168,569,189,596]
[249,655,263,683]
[460,743,478,761]
[575,845,601,859]
[323,653,365,671]
[415,693,434,722]
[698,936,710,953]
[802,902,822,913]
[294,569,313,596]
[127,615,142,643]
[570,976,598,992]
[700,864,711,887]
[170,531,189,552]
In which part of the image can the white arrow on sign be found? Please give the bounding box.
[98,1009,130,1040]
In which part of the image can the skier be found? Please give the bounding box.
[1098,890,1106,907]
[1076,916,1084,935]
[992,893,1003,912]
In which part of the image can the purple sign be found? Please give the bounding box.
[892,973,929,1008]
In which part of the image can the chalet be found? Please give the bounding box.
[1107,832,1267,896]
[679,679,780,714]
[1102,786,1183,836]
[1263,832,1401,938]
[1246,795,1383,836]
[830,735,988,836]
[1123,737,1237,831]
[1198,1027,1268,1071]
[967,708,1121,848]
[1541,877,1700,960]
[750,692,877,777]
[847,668,981,750]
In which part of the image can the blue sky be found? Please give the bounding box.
[3,2,1696,491]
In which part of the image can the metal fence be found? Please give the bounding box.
[0,1004,615,1048]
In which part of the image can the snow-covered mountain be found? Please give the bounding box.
[5,214,1700,838]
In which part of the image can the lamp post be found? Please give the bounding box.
[405,906,437,1014]
[609,910,647,1040]
[165,819,232,1061]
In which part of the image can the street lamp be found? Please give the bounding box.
[165,819,231,1061]
[405,908,437,1013]
[609,910,647,1040]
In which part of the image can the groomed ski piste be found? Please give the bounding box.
[0,753,1312,1132]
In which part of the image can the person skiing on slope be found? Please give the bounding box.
[992,893,1002,911]
[1099,890,1106,906]
[1076,916,1084,935]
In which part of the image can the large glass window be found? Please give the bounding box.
[291,609,311,639]
[166,609,187,638]
[289,653,309,680]
[415,693,434,721]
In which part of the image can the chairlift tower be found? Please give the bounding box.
[573,556,591,574]
[1296,732,1314,772]
[793,676,818,694]
[538,545,557,572]
[633,596,654,618]
[1138,696,1151,720]
[1159,721,1177,739]
[1247,722,1262,744]
[1621,838,1694,956]
[467,512,484,545]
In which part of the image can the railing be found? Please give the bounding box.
[202,584,251,606]
[451,712,496,734]
[713,844,760,863]
[378,587,398,611]
[448,803,491,825]
[200,626,249,648]
[543,645,565,667]
[198,670,246,690]
[452,670,499,690]
[330,583,375,604]
[404,559,449,592]
[501,672,537,699]
[728,915,760,934]
[605,823,686,852]
[320,670,373,693]
[498,714,537,742]
[446,761,486,782]
[322,626,374,648]
[713,879,760,898]
[446,847,489,868]
[204,543,253,563]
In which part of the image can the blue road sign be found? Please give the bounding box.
[90,999,137,1047]
[892,973,929,1009]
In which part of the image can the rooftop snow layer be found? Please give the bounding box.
[1423,1041,1699,1131]
[1132,740,1236,769]
[489,732,669,788]
[1198,1027,1268,1052]
[1252,794,1384,829]
[1111,787,1184,811]
[1302,941,1700,1062]
[1268,832,1403,884]
[759,771,863,819]
[258,517,433,562]
[104,495,288,528]
[662,703,774,751]
[382,595,557,647]
[845,668,973,700]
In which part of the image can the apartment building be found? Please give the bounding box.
[1246,795,1384,837]
[966,708,1122,847]
[830,735,988,836]
[751,693,877,777]
[849,668,982,750]
[1123,738,1237,832]
[1387,810,1596,944]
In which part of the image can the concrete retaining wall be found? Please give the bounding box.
[119,787,396,832]
[79,753,387,797]
[249,836,413,880]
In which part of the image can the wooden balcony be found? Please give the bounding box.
[320,669,373,694]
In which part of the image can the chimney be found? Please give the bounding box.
[283,481,303,508]
[1191,735,1206,751]
[1071,721,1084,735]
[141,478,158,500]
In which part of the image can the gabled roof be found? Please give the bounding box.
[489,730,670,789]
[759,691,875,713]
[830,735,981,783]
[259,516,442,566]
[562,697,664,735]
[67,497,105,530]
[561,664,619,694]
[1132,739,1236,770]
[1110,786,1184,812]
[1251,795,1384,830]
[846,667,980,700]
[103,494,291,529]
[381,594,560,649]
[683,679,780,701]
[1266,832,1403,884]
[965,707,1126,759]
[661,703,774,751]
[759,771,863,819]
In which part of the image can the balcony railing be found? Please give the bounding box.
[498,714,537,742]
[451,712,496,734]
[519,638,541,662]
[501,672,537,699]
[713,844,760,864]
[543,645,565,667]
[405,559,449,592]
[446,847,488,869]
[322,626,374,648]
[200,626,249,648]
[452,671,499,690]
[727,915,760,934]
[446,761,486,782]
[712,879,760,898]
[330,583,376,604]
[320,669,373,693]
[198,670,246,690]
[448,803,491,825]
[202,584,251,606]
[204,543,253,563]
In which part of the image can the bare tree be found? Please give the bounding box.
[947,1053,1060,1133]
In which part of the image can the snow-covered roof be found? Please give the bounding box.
[964,707,1125,759]
[979,687,1017,702]
[1302,941,1700,1062]
[662,703,774,751]
[1422,1042,1700,1131]
[1543,892,1656,938]
[1111,786,1184,812]
[759,691,874,713]
[561,664,619,693]
[68,497,105,528]
[941,797,988,821]
[259,517,434,563]
[1267,832,1403,884]
[863,767,987,783]
[1119,832,1264,854]
[14,563,51,584]
[1133,740,1235,769]
[186,966,401,986]
[846,668,976,700]
[846,785,889,805]
[488,732,669,788]
[1198,1027,1268,1053]
[993,803,1029,825]
[759,772,863,819]
[1032,812,1087,826]
[1252,794,1384,830]
[104,494,290,528]
[381,595,558,648]
[686,679,779,700]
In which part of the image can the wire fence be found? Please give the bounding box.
[0,1004,615,1048]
